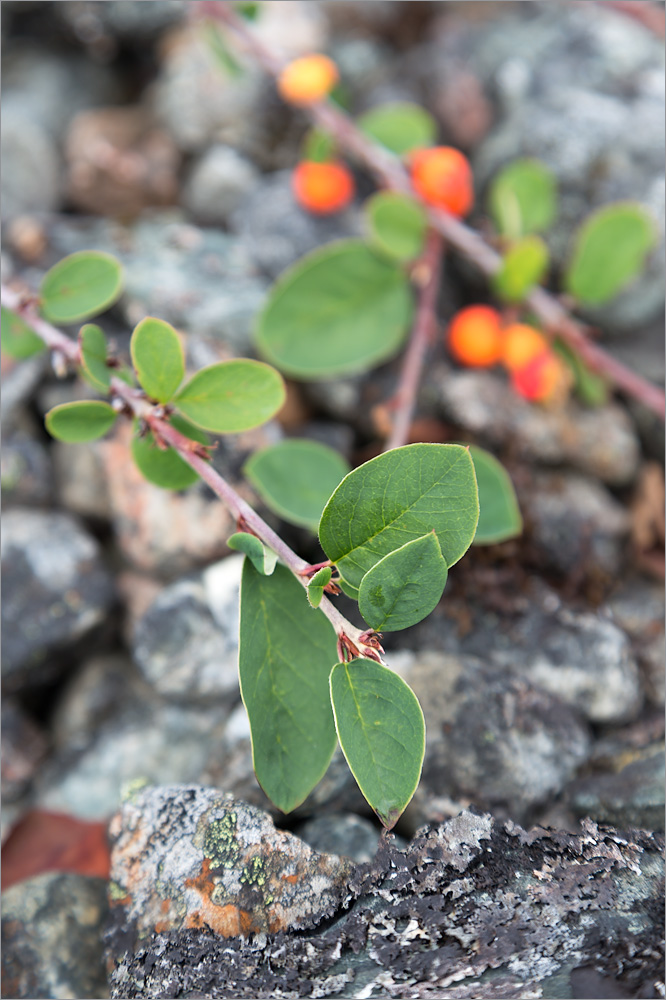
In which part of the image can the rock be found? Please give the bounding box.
[65,106,181,217]
[2,872,109,1000]
[106,785,352,947]
[106,797,665,999]
[1,700,48,804]
[231,169,362,279]
[182,144,259,225]
[0,111,60,219]
[0,350,49,435]
[57,0,186,41]
[1,426,53,507]
[403,651,591,825]
[131,557,243,702]
[1,508,115,691]
[524,471,629,578]
[46,214,268,355]
[295,813,383,864]
[53,439,112,521]
[436,366,641,486]
[609,577,665,706]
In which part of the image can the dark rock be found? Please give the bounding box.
[524,471,629,578]
[182,145,260,225]
[57,0,186,40]
[295,813,386,864]
[231,169,362,279]
[53,439,112,521]
[403,651,591,825]
[609,578,665,707]
[1,351,49,435]
[1,426,53,507]
[1,700,48,803]
[2,872,109,1000]
[105,793,665,999]
[1,508,115,691]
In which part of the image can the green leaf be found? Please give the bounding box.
[357,102,437,156]
[358,531,448,632]
[338,577,359,600]
[45,400,117,443]
[203,21,242,77]
[493,235,549,303]
[469,445,522,545]
[488,159,557,239]
[130,415,209,490]
[553,340,609,407]
[236,1,260,19]
[228,532,278,576]
[39,251,123,324]
[330,659,425,829]
[564,202,656,306]
[307,566,332,609]
[175,360,286,433]
[1,306,46,359]
[256,240,413,379]
[243,439,351,531]
[130,316,185,404]
[303,128,337,164]
[79,324,111,393]
[319,443,479,591]
[366,192,427,262]
[239,561,339,813]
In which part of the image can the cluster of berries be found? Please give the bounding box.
[447,306,568,403]
[277,55,474,218]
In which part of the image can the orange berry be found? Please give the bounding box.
[410,146,474,216]
[447,305,503,367]
[292,160,355,215]
[501,323,549,373]
[511,349,568,402]
[277,54,339,106]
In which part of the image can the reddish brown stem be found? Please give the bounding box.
[594,0,665,37]
[384,230,444,451]
[203,1,665,421]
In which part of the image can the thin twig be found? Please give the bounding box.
[384,230,444,452]
[203,0,665,420]
[0,282,382,661]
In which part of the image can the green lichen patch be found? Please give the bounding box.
[203,812,240,870]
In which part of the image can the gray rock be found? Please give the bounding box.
[1,508,115,690]
[567,738,665,832]
[53,439,112,520]
[183,145,260,225]
[524,471,629,577]
[2,872,109,1000]
[1,426,53,507]
[436,366,641,486]
[107,785,352,944]
[295,813,385,864]
[57,0,186,39]
[404,651,591,824]
[231,169,362,279]
[132,558,242,702]
[46,214,268,355]
[1,700,47,835]
[1,111,60,219]
[106,795,665,999]
[609,577,665,706]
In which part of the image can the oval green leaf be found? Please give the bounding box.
[244,438,351,531]
[256,240,413,379]
[130,415,209,490]
[366,192,427,262]
[493,234,549,303]
[564,202,656,306]
[175,359,286,433]
[553,339,609,407]
[79,323,111,393]
[358,531,448,632]
[307,566,332,609]
[469,445,522,545]
[228,532,278,576]
[39,251,123,325]
[319,443,479,591]
[239,561,339,814]
[357,102,437,156]
[330,659,425,829]
[1,306,46,359]
[45,400,117,443]
[488,159,557,240]
[130,316,185,404]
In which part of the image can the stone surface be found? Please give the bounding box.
[131,557,243,702]
[524,471,629,578]
[435,366,641,486]
[106,795,665,999]
[1,426,53,508]
[182,144,260,225]
[2,872,109,1000]
[57,0,187,40]
[1,111,60,219]
[1,700,47,840]
[609,577,665,707]
[403,651,591,824]
[107,786,352,946]
[231,169,362,279]
[53,438,113,521]
[295,813,384,864]
[1,508,115,691]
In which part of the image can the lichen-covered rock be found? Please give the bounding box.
[107,786,353,948]
[1,507,115,690]
[2,872,109,1000]
[106,795,664,999]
